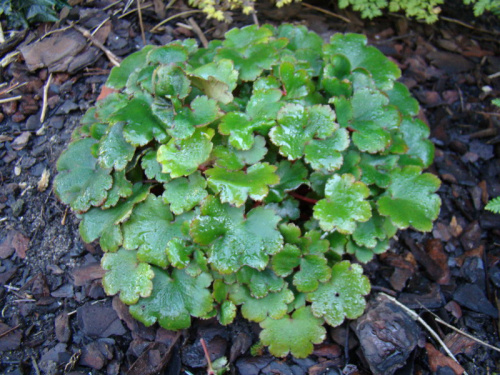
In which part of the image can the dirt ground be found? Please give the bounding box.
[1,1,500,374]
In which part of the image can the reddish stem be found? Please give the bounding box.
[289,191,318,204]
[200,338,215,375]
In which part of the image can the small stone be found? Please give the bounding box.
[12,112,26,123]
[26,115,41,131]
[48,116,65,129]
[0,323,22,351]
[79,342,107,370]
[56,100,79,115]
[453,284,498,318]
[71,262,106,286]
[11,199,25,217]
[11,131,30,151]
[55,312,71,342]
[355,294,420,375]
[51,283,74,298]
[77,300,127,338]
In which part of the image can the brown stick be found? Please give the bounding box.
[188,17,208,48]
[73,25,122,67]
[289,191,318,204]
[137,0,146,44]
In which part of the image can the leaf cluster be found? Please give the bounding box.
[54,24,441,358]
[0,0,67,29]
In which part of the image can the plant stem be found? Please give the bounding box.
[289,191,318,204]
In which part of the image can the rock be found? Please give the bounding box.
[26,115,41,131]
[55,312,71,342]
[11,131,30,150]
[0,323,22,351]
[77,300,127,338]
[453,284,498,318]
[39,343,72,374]
[354,294,420,375]
[236,356,274,375]
[51,283,74,298]
[79,342,107,370]
[71,262,105,286]
[0,231,29,259]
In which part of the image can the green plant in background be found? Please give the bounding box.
[0,0,67,28]
[187,0,499,22]
[54,24,441,358]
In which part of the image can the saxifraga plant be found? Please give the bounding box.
[54,24,441,358]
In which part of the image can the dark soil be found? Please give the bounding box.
[1,1,500,374]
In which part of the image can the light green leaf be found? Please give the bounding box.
[325,33,401,90]
[106,46,154,89]
[304,128,349,171]
[122,195,193,268]
[486,197,500,214]
[265,198,300,220]
[267,160,309,203]
[313,174,372,234]
[377,166,441,231]
[147,44,189,65]
[307,261,371,326]
[79,184,150,252]
[346,238,390,263]
[189,59,238,104]
[398,118,434,168]
[154,64,191,99]
[170,96,222,139]
[157,128,214,178]
[129,267,214,330]
[166,238,194,269]
[359,154,399,188]
[141,149,171,183]
[205,162,279,206]
[270,104,337,160]
[102,170,133,209]
[352,210,396,249]
[219,300,237,326]
[385,81,419,117]
[271,244,301,277]
[111,98,168,146]
[279,61,312,99]
[190,196,283,273]
[237,267,285,298]
[230,284,294,323]
[54,138,112,213]
[294,254,331,293]
[259,306,326,358]
[163,172,208,215]
[101,249,154,305]
[98,122,135,171]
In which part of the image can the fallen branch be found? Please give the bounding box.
[301,2,351,23]
[0,95,22,104]
[188,17,208,48]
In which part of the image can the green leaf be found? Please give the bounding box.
[325,33,401,90]
[314,174,372,234]
[307,260,371,326]
[122,195,194,268]
[54,138,112,213]
[230,284,294,323]
[98,122,135,171]
[157,128,214,178]
[163,171,208,215]
[352,210,396,249]
[190,196,283,273]
[79,184,150,252]
[259,306,326,358]
[205,162,279,206]
[107,46,154,89]
[189,59,238,104]
[101,249,154,305]
[398,118,434,168]
[154,64,191,99]
[212,135,268,171]
[141,149,171,183]
[111,98,168,146]
[147,44,189,65]
[271,244,301,277]
[166,238,193,269]
[359,154,399,188]
[294,254,331,292]
[217,25,283,81]
[270,104,337,160]
[346,238,390,263]
[377,166,441,231]
[129,267,214,330]
[219,300,237,326]
[267,160,309,203]
[279,61,312,100]
[170,96,222,139]
[265,198,300,220]
[304,128,349,171]
[486,197,500,214]
[237,267,285,298]
[385,81,419,117]
[102,170,133,209]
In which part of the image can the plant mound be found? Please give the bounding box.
[54,24,441,358]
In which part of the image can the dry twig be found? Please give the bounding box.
[301,2,351,23]
[40,73,52,123]
[188,17,208,48]
[381,293,468,375]
[73,25,121,67]
[137,0,147,44]
[151,10,203,32]
[0,95,22,104]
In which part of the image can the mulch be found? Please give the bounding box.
[0,1,500,374]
